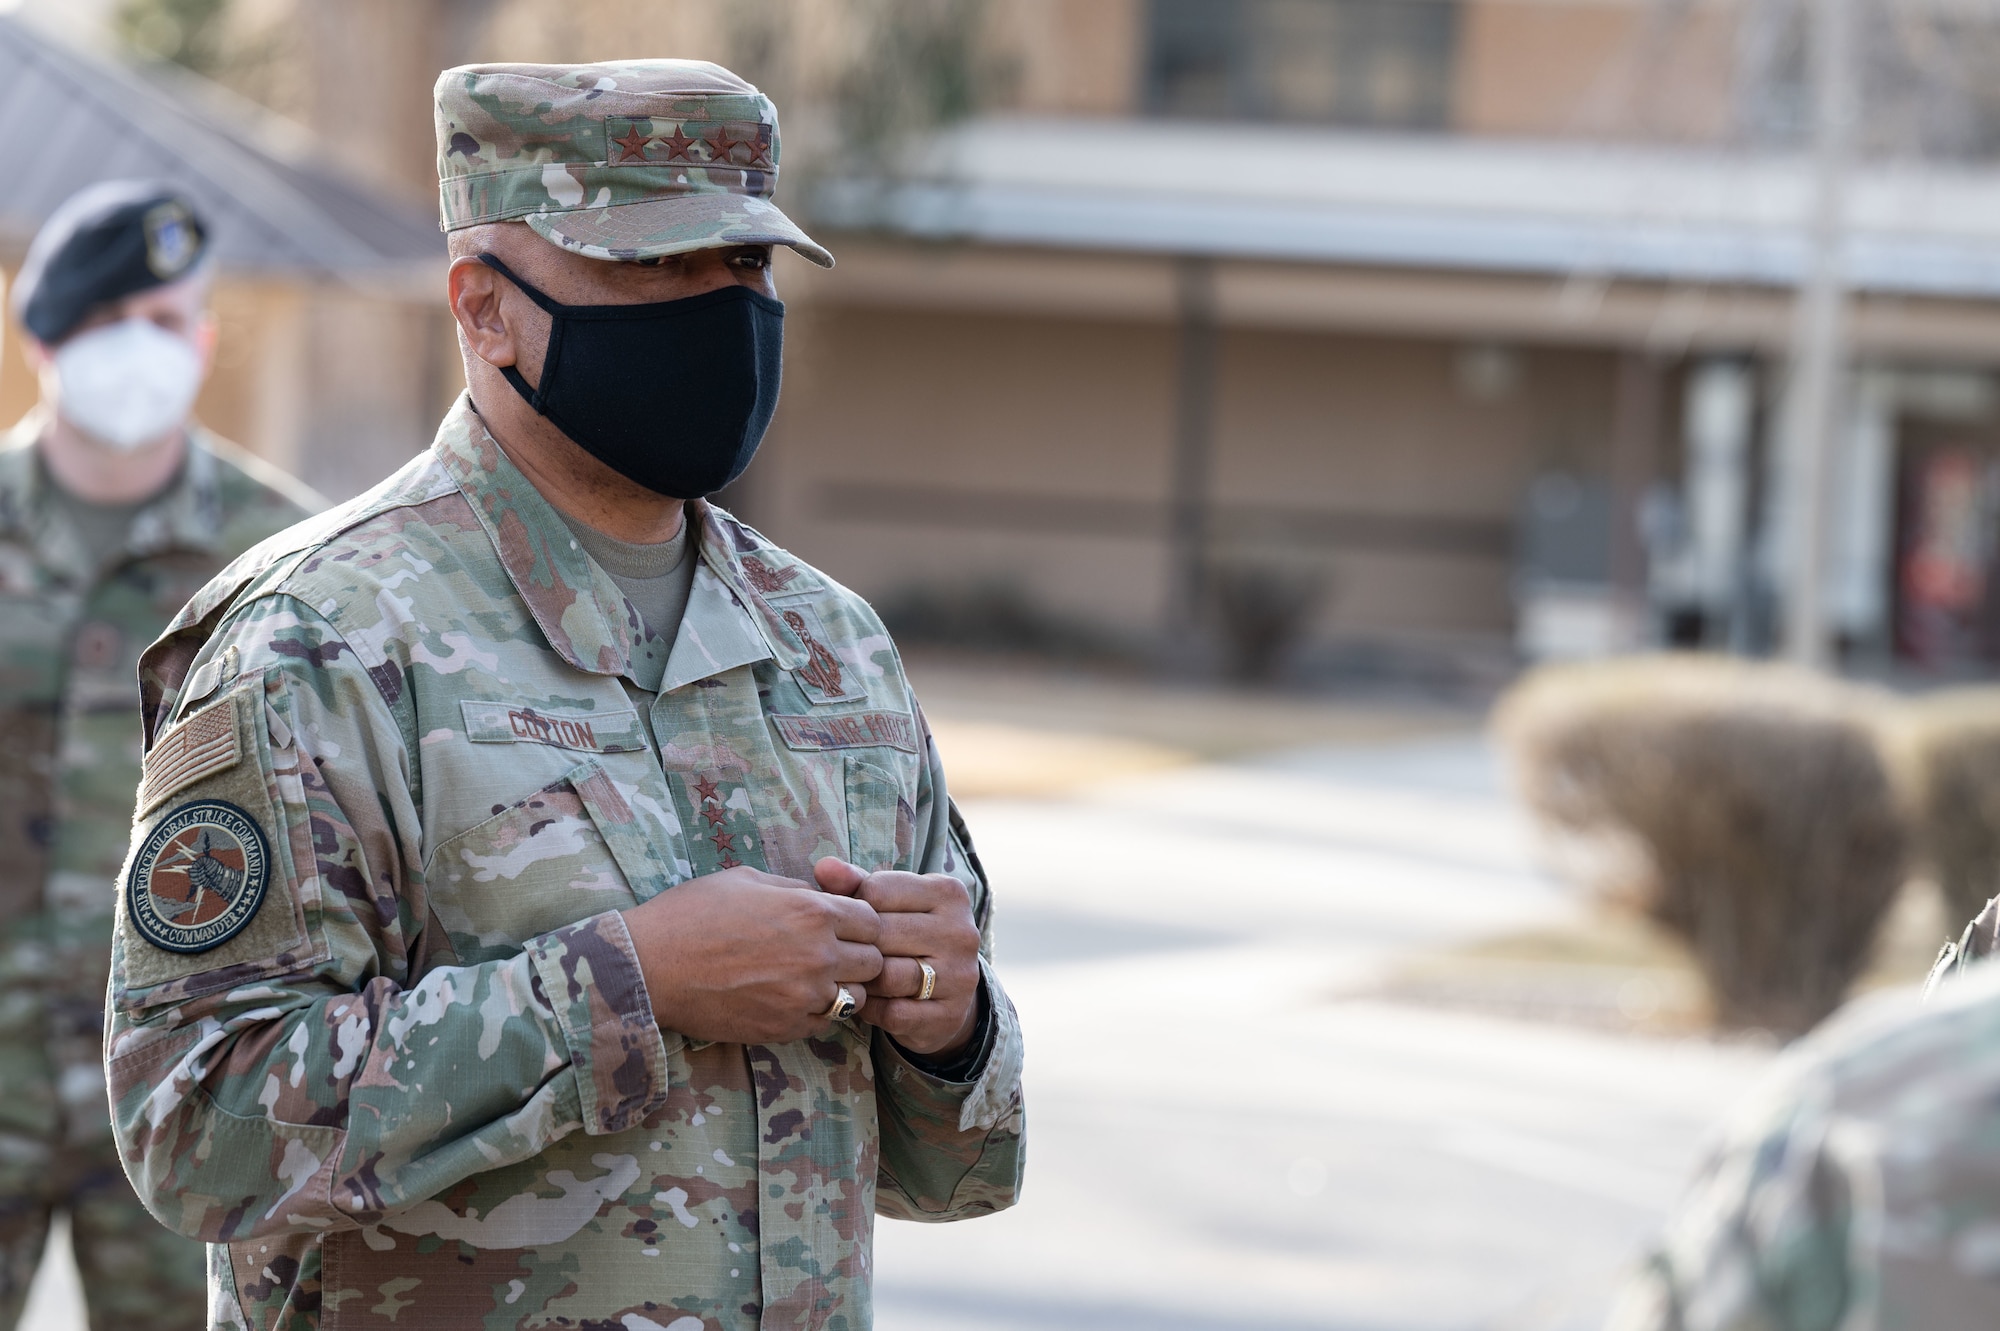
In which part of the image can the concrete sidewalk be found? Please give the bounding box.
[876,686,1779,1331]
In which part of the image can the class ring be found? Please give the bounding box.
[819,986,860,1022]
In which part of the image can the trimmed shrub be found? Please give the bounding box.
[1496,657,1907,1035]
[1892,689,2000,932]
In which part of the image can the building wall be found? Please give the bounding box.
[0,272,37,432]
[473,0,733,77]
[194,280,309,467]
[1455,0,1638,136]
[999,0,1146,116]
[760,298,1619,650]
[1454,0,1737,142]
[294,294,462,500]
[759,303,1180,636]
[1212,328,1614,639]
[473,0,1727,142]
[993,0,1737,142]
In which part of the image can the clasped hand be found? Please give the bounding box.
[623,857,983,1057]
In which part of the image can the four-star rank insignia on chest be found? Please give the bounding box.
[126,799,272,954]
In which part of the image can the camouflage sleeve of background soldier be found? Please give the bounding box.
[871,705,1026,1222]
[1926,894,2000,996]
[1603,1059,1859,1331]
[106,594,673,1242]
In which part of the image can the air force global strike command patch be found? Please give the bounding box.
[126,799,271,953]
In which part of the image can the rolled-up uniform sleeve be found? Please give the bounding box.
[872,711,1026,1221]
[107,599,673,1242]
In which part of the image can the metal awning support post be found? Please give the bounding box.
[1782,0,1855,667]
[1167,255,1218,658]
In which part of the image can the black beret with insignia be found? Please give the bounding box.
[10,180,209,345]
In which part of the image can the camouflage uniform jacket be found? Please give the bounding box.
[105,398,1026,1331]
[1608,964,2000,1330]
[0,413,315,1164]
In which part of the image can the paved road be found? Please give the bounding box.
[20,735,1777,1330]
[874,737,1776,1331]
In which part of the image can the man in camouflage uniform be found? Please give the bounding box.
[106,60,1024,1330]
[1609,946,2000,1329]
[0,183,318,1329]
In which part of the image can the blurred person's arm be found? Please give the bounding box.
[869,711,1026,1221]
[1927,893,2000,996]
[1604,1067,1853,1331]
[1609,971,2000,1331]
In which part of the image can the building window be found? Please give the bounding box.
[1145,0,1461,129]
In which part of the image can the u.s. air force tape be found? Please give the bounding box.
[126,799,272,954]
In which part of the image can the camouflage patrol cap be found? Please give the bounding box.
[434,59,832,268]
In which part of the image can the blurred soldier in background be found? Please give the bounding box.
[1608,951,2000,1330]
[103,59,1022,1330]
[0,182,319,1330]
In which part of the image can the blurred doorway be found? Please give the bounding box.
[1894,423,2000,669]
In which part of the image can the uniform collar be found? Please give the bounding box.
[432,397,810,691]
[0,410,226,580]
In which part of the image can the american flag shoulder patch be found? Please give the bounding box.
[139,696,244,816]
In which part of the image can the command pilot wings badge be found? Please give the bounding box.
[127,799,271,953]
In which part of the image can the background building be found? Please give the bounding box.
[764,0,2000,681]
[23,0,2000,681]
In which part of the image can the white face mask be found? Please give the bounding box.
[44,318,204,452]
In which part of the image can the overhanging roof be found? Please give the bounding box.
[0,16,443,294]
[816,116,2000,301]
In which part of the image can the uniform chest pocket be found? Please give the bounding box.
[425,758,673,965]
[845,755,916,873]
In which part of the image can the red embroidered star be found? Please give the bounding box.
[701,804,729,829]
[718,853,743,869]
[741,128,774,168]
[657,126,699,161]
[710,830,737,853]
[693,775,721,803]
[612,126,654,163]
[705,126,743,164]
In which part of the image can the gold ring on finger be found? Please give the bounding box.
[916,960,937,1002]
[819,986,859,1022]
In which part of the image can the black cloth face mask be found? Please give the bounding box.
[478,253,784,499]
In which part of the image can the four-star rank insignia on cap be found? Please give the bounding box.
[126,799,272,953]
[143,200,200,280]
